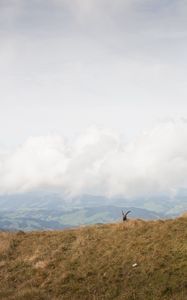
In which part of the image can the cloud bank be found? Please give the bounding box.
[0,120,187,198]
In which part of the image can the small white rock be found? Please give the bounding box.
[132,263,138,267]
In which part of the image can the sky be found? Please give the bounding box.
[0,0,187,197]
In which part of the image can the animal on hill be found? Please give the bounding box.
[122,210,131,222]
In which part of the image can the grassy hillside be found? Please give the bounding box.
[0,216,187,300]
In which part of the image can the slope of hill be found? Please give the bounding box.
[0,216,187,300]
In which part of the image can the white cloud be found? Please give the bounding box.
[0,120,187,198]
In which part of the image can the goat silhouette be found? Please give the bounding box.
[122,210,131,221]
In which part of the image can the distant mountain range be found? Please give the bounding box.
[0,191,186,231]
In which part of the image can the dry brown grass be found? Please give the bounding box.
[0,232,14,255]
[181,211,187,218]
[0,217,187,300]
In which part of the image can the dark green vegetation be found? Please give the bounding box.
[0,215,187,299]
